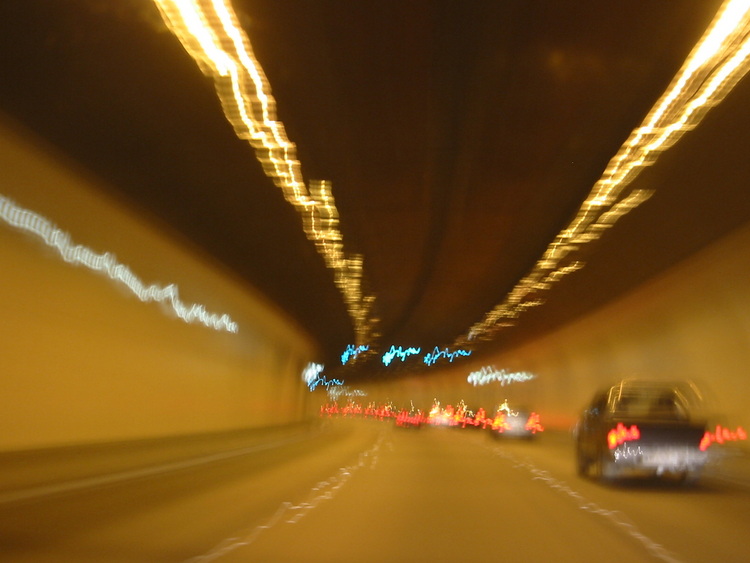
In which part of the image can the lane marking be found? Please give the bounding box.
[185,430,388,562]
[486,445,683,563]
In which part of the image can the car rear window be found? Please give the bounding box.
[613,389,688,419]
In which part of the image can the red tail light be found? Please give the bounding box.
[700,425,747,451]
[524,412,544,433]
[491,412,510,432]
[607,423,640,449]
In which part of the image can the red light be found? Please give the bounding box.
[396,410,423,427]
[491,412,509,432]
[699,425,747,451]
[607,423,641,449]
[524,412,544,433]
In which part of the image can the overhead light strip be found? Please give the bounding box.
[153,0,378,348]
[457,0,750,346]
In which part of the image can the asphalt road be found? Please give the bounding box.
[1,419,748,562]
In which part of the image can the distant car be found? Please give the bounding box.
[489,406,544,439]
[459,407,487,428]
[575,380,709,483]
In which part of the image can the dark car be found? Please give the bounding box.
[575,380,708,483]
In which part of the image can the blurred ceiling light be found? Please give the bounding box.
[0,194,238,332]
[457,0,750,346]
[153,0,378,348]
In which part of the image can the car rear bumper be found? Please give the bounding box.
[612,443,708,473]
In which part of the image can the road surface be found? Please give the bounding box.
[0,418,748,562]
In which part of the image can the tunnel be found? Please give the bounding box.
[1,1,749,562]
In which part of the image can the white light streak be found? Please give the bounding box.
[326,385,367,400]
[0,194,238,333]
[301,362,324,385]
[467,366,537,387]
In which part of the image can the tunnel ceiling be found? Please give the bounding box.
[1,1,750,378]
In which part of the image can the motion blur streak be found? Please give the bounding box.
[422,346,472,366]
[458,0,750,347]
[700,425,748,450]
[467,365,537,386]
[184,431,387,562]
[307,376,344,392]
[326,385,366,401]
[381,345,422,366]
[152,0,378,348]
[0,194,238,333]
[340,344,370,365]
[301,362,325,387]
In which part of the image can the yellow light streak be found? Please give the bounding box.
[153,0,378,347]
[457,0,750,347]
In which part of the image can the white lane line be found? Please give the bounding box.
[184,430,388,562]
[0,434,307,506]
[487,445,684,563]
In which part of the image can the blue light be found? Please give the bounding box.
[381,345,422,366]
[340,344,370,365]
[422,346,472,366]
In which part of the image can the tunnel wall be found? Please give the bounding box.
[0,118,318,451]
[359,220,750,434]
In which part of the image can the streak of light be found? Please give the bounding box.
[381,345,422,366]
[0,194,238,333]
[700,424,747,450]
[340,344,370,365]
[307,375,344,392]
[152,0,378,348]
[457,0,750,347]
[467,366,537,386]
[301,362,324,386]
[326,385,367,401]
[422,346,472,366]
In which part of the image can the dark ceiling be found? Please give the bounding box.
[1,0,749,378]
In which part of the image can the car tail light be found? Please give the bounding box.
[607,423,640,449]
[699,425,747,451]
[524,412,544,433]
[492,412,510,432]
